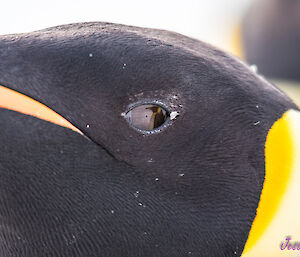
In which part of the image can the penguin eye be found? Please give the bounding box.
[125,104,169,131]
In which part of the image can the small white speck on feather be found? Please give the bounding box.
[134,191,139,198]
[254,121,260,126]
[86,124,90,128]
[89,53,93,57]
[250,65,258,73]
[170,111,179,120]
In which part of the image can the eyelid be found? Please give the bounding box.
[125,99,171,114]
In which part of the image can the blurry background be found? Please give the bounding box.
[0,0,252,52]
[1,0,299,105]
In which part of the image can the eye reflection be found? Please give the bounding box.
[126,104,168,131]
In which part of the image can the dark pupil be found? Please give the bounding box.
[126,104,167,130]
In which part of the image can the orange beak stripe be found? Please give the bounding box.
[0,84,82,134]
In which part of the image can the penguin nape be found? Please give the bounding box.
[0,22,299,257]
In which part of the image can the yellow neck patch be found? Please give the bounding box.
[0,85,82,134]
[242,109,300,256]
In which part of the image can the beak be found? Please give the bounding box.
[0,84,82,134]
[241,109,300,256]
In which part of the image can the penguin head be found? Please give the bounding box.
[0,22,298,257]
